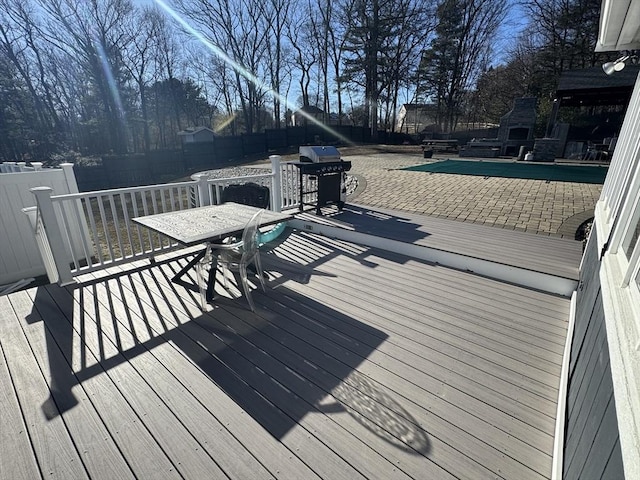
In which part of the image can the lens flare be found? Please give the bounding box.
[152,0,353,145]
[213,113,239,133]
[94,37,126,122]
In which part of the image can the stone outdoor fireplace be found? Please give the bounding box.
[497,97,537,156]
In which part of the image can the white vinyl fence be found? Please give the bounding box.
[0,163,81,287]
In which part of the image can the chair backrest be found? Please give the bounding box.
[241,209,264,262]
[221,182,270,208]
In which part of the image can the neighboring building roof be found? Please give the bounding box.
[400,103,438,112]
[294,105,324,115]
[177,126,215,136]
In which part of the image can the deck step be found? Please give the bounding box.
[290,204,582,297]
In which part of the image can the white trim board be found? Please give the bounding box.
[290,218,578,297]
[551,291,578,480]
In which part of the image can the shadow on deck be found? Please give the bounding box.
[1,224,570,479]
[292,203,583,296]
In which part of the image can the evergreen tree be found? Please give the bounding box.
[420,0,506,132]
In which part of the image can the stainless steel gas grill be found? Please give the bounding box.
[293,146,352,215]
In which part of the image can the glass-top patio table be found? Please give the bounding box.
[133,202,293,301]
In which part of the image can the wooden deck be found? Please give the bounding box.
[297,203,583,281]
[0,229,569,479]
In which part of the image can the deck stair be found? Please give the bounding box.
[290,203,582,297]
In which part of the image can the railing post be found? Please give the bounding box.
[31,162,43,171]
[270,155,282,212]
[17,162,26,172]
[23,206,58,284]
[193,173,211,206]
[60,163,79,194]
[31,186,75,285]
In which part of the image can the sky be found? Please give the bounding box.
[133,0,530,110]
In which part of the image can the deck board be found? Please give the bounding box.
[9,290,137,480]
[243,289,552,477]
[259,287,558,434]
[0,294,90,480]
[298,204,583,280]
[270,236,557,402]
[75,268,328,480]
[129,261,450,480]
[306,233,571,319]
[285,233,567,354]
[94,263,383,480]
[0,301,42,480]
[1,228,570,479]
[27,285,209,479]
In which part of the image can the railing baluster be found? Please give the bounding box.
[150,188,159,214]
[169,187,176,211]
[130,192,145,253]
[96,194,115,263]
[160,188,168,213]
[108,193,125,260]
[120,192,135,258]
[84,196,103,266]
[181,186,187,209]
[141,190,157,250]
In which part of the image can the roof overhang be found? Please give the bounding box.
[596,0,640,52]
[555,66,640,106]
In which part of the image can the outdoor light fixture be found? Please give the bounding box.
[603,50,639,75]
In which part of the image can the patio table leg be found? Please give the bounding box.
[172,249,206,284]
[206,255,218,302]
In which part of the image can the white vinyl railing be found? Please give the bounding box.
[1,161,44,173]
[28,155,303,284]
[280,161,301,210]
[30,181,198,283]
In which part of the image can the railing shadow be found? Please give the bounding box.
[320,204,433,244]
[26,239,431,457]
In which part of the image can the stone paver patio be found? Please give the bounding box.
[343,152,602,238]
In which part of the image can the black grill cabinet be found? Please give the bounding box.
[293,146,352,215]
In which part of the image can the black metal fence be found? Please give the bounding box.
[73,125,412,191]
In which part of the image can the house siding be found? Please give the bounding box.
[564,229,625,479]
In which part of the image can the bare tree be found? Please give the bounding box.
[326,9,350,124]
[0,0,59,132]
[340,0,385,135]
[378,0,435,132]
[285,12,318,111]
[520,0,604,98]
[339,0,434,136]
[262,0,294,128]
[421,0,507,132]
[123,6,166,152]
[174,0,273,133]
[37,0,136,153]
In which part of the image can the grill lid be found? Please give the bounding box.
[299,145,341,162]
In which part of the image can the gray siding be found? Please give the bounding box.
[564,229,624,479]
